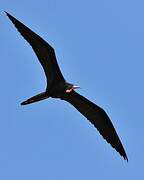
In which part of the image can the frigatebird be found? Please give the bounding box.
[5,11,128,161]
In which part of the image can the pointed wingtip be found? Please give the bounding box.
[4,11,14,21]
[21,101,28,105]
[4,11,11,20]
[124,155,128,162]
[4,11,12,18]
[121,151,128,162]
[4,11,9,16]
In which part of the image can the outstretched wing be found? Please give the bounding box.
[5,12,65,87]
[61,91,128,161]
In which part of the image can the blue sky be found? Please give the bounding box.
[1,0,144,179]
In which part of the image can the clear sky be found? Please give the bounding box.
[1,0,143,179]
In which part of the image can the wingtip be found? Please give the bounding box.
[5,11,11,19]
[4,11,9,16]
[21,101,27,105]
[124,155,128,162]
[4,11,14,20]
[121,152,128,162]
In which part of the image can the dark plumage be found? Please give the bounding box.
[5,11,128,161]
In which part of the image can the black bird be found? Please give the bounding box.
[5,12,128,161]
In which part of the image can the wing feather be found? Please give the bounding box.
[5,12,65,87]
[61,91,128,161]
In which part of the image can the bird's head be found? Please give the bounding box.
[66,83,80,93]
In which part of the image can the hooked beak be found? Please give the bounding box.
[66,85,80,93]
[73,85,80,90]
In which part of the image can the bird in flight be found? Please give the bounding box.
[5,11,128,161]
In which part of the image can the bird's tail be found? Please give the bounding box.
[21,92,49,105]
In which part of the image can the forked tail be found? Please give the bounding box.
[21,92,49,105]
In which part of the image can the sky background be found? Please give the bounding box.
[0,0,144,179]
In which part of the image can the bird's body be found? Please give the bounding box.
[5,12,128,161]
[21,82,76,105]
[48,82,74,98]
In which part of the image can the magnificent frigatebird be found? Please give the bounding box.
[5,12,128,161]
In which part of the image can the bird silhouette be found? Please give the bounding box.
[5,11,128,161]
